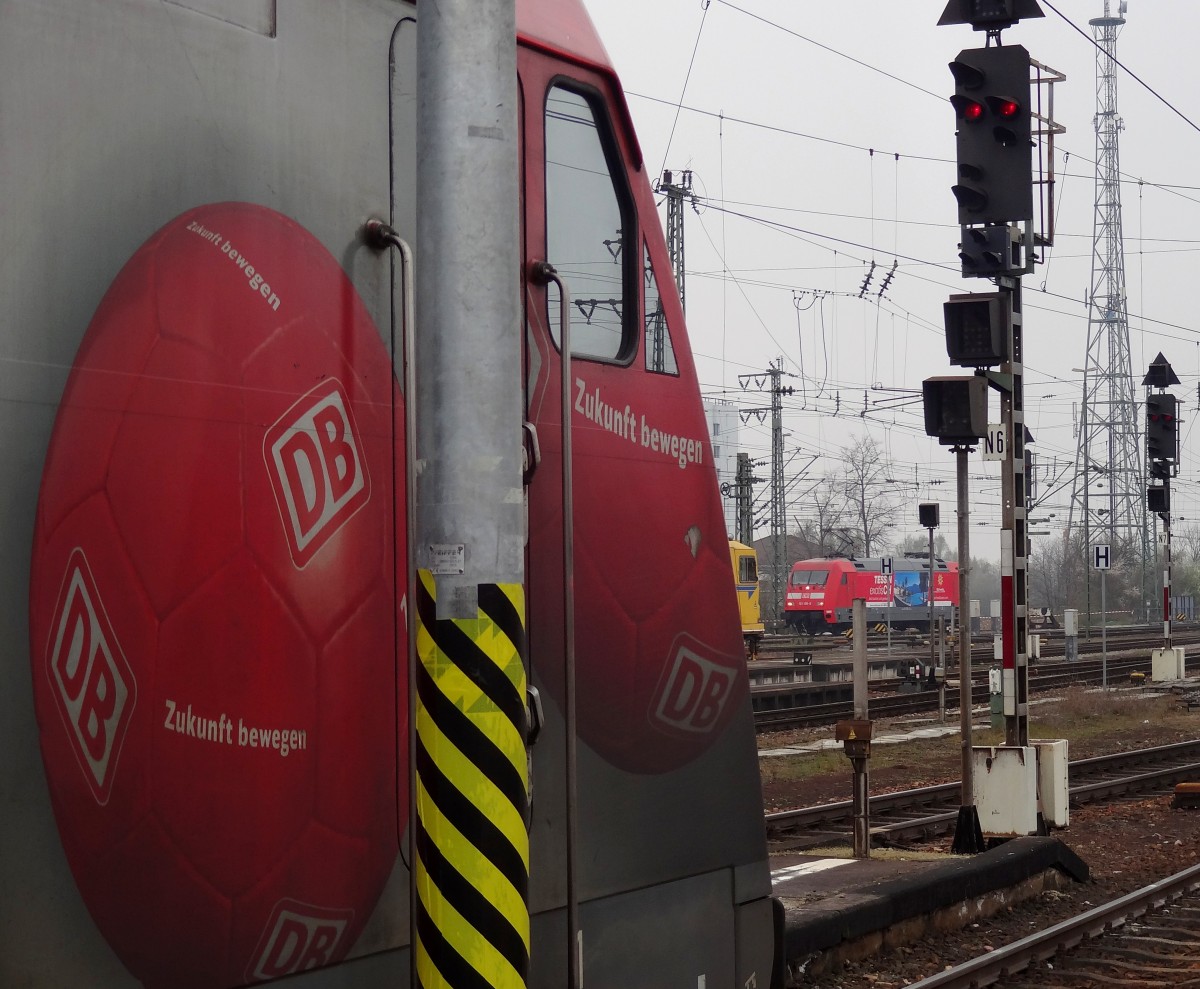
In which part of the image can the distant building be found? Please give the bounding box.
[703,398,740,539]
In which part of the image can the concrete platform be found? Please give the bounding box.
[771,837,1089,981]
[760,719,985,757]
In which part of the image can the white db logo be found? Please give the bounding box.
[265,379,370,567]
[46,548,136,804]
[248,899,353,981]
[653,636,735,735]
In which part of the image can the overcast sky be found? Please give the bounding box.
[580,0,1200,559]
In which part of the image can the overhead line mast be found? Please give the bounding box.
[1067,1,1147,626]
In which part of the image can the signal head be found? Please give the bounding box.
[1146,392,1179,471]
[939,0,1046,31]
[943,291,1010,364]
[949,45,1033,226]
[991,97,1021,119]
[950,94,986,122]
[923,375,989,446]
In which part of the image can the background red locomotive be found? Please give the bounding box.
[784,555,960,634]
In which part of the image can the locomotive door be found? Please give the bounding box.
[518,40,774,988]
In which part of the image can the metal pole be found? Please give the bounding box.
[853,598,867,720]
[414,2,529,986]
[362,220,419,976]
[956,448,973,806]
[1165,508,1173,650]
[938,617,946,724]
[1101,568,1107,687]
[887,575,893,659]
[851,598,869,858]
[852,757,870,859]
[928,526,936,681]
[1001,279,1029,749]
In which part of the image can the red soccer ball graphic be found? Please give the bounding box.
[525,336,747,776]
[570,458,748,775]
[29,203,406,988]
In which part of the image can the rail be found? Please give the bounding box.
[901,862,1200,989]
[766,739,1200,848]
[754,655,1193,732]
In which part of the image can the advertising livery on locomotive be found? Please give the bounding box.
[784,556,960,634]
[0,1,778,987]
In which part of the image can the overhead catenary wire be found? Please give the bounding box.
[620,1,1200,546]
[656,0,712,181]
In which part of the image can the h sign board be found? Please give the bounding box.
[982,423,1006,461]
[1092,544,1111,571]
[880,557,893,575]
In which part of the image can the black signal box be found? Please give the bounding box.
[944,291,1010,367]
[949,45,1033,225]
[1148,485,1170,515]
[923,375,989,446]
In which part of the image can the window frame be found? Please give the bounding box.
[541,77,638,367]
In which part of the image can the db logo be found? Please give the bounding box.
[46,549,136,804]
[265,379,370,567]
[247,900,354,982]
[652,635,735,735]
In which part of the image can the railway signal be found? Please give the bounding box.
[1146,392,1178,472]
[949,45,1033,226]
[939,0,1048,853]
[923,375,989,445]
[1148,485,1169,515]
[943,291,1010,367]
[958,224,1021,277]
[938,0,1045,32]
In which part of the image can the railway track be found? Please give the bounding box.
[766,739,1200,850]
[753,656,1181,732]
[755,624,1200,666]
[903,862,1200,989]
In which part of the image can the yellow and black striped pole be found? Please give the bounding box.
[412,0,526,982]
[414,572,529,987]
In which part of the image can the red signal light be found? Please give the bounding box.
[995,98,1020,118]
[963,100,985,122]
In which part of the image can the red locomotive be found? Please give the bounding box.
[784,555,960,634]
[3,0,777,986]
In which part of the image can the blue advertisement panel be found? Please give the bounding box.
[892,571,930,608]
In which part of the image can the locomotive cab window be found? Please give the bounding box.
[738,555,757,584]
[544,85,633,361]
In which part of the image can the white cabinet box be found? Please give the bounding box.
[972,745,1038,837]
[1033,738,1069,828]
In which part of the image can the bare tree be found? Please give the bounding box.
[892,531,954,559]
[1029,532,1077,616]
[1173,523,1200,565]
[841,436,899,557]
[790,478,852,558]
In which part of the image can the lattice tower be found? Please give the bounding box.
[1068,2,1149,615]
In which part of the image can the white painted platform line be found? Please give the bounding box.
[771,858,853,881]
[759,721,992,758]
